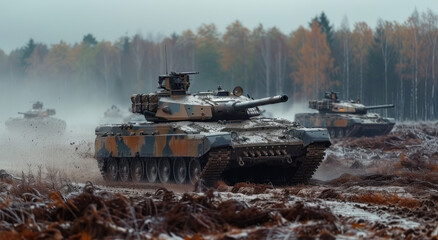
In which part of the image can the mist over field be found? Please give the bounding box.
[2,1,438,239]
[0,77,105,182]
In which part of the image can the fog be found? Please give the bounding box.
[0,78,111,183]
[1,0,437,53]
[0,75,309,183]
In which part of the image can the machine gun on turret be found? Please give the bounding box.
[158,71,199,95]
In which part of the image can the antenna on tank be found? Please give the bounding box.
[165,45,168,75]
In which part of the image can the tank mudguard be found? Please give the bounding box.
[202,132,232,152]
[289,128,331,147]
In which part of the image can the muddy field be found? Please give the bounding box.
[1,122,438,239]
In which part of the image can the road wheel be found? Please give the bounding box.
[105,158,118,182]
[188,158,201,185]
[119,158,130,182]
[338,129,345,138]
[158,158,171,183]
[145,158,158,183]
[329,128,337,138]
[173,158,187,184]
[131,158,144,182]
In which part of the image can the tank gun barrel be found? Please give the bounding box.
[365,104,395,110]
[233,95,288,111]
[177,71,199,75]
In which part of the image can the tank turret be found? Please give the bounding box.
[18,101,57,119]
[131,72,288,122]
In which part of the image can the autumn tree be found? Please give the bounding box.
[288,26,307,99]
[220,20,250,90]
[294,21,335,100]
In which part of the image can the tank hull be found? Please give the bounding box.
[94,117,331,186]
[295,112,395,138]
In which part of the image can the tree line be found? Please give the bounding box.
[0,9,437,121]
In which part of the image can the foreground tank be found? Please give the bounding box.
[5,101,66,135]
[95,72,331,186]
[295,92,395,138]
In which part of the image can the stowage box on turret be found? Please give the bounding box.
[5,101,66,134]
[295,92,395,139]
[95,72,331,186]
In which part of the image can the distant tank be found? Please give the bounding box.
[100,105,127,124]
[5,101,66,134]
[104,105,123,119]
[95,72,331,186]
[295,92,395,138]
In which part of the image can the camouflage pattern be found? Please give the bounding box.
[5,101,66,134]
[295,92,395,138]
[95,72,331,186]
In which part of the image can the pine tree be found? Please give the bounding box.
[310,12,334,50]
[83,33,98,46]
[22,38,36,68]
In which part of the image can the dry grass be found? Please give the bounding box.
[352,192,420,209]
[9,166,74,198]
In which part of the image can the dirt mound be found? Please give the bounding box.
[0,174,340,239]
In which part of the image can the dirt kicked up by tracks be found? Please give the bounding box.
[0,122,438,239]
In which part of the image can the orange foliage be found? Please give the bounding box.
[293,21,335,100]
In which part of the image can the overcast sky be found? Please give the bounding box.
[1,0,437,53]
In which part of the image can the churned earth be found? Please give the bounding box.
[0,122,438,239]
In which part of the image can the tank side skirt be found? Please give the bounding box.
[95,134,207,158]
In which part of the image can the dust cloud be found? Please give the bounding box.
[0,78,133,184]
[262,101,314,122]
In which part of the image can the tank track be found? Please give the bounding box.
[287,143,327,184]
[97,144,326,187]
[199,148,231,187]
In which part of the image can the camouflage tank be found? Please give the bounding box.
[5,101,66,134]
[95,72,331,186]
[295,92,395,138]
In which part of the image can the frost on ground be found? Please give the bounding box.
[0,122,438,239]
